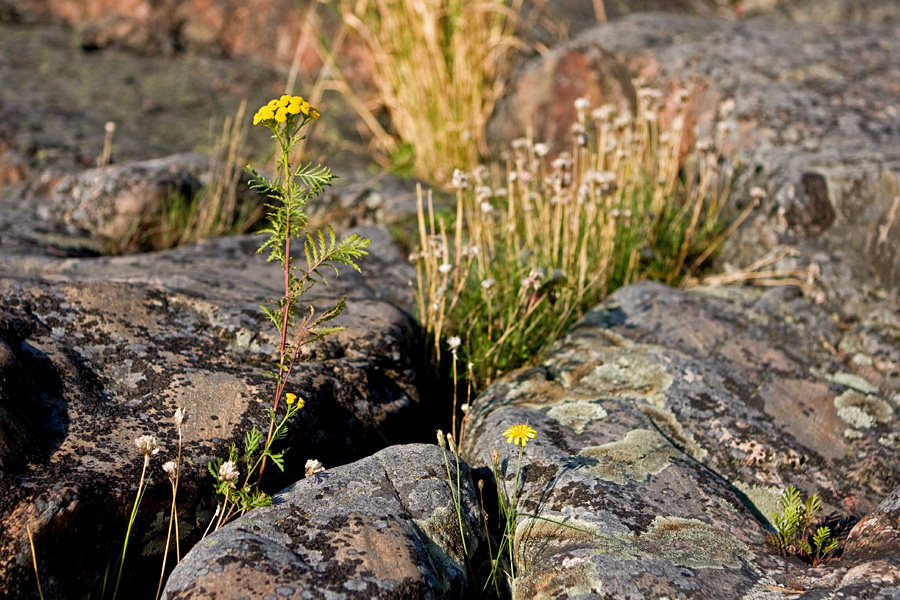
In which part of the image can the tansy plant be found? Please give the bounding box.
[206,95,369,530]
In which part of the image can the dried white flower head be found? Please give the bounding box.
[447,336,461,351]
[162,460,177,482]
[305,459,325,478]
[749,186,767,199]
[574,97,591,112]
[217,461,239,485]
[592,104,616,122]
[436,429,447,450]
[451,168,470,190]
[438,263,453,274]
[480,201,494,214]
[134,435,160,458]
[174,407,186,430]
[533,143,549,157]
[481,278,496,290]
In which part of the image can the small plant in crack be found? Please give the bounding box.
[204,95,370,532]
[766,486,840,566]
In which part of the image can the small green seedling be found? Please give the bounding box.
[767,486,840,566]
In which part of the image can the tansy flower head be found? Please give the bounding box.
[502,423,536,447]
[285,393,305,409]
[253,96,322,127]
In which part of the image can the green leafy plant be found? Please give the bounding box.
[205,94,370,531]
[766,486,840,566]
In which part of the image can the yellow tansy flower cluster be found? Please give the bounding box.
[285,392,305,409]
[253,95,321,126]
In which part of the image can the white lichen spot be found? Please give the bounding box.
[546,400,608,434]
[636,517,753,569]
[828,372,880,395]
[834,389,893,429]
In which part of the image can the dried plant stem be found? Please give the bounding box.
[26,524,45,600]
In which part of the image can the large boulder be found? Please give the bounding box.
[461,281,900,598]
[0,224,421,599]
[162,444,489,600]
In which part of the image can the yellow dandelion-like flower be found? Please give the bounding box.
[502,423,536,447]
[276,96,290,108]
[287,103,301,115]
[267,99,279,107]
[290,95,304,106]
[275,107,288,122]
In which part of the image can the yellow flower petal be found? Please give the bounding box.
[501,423,536,447]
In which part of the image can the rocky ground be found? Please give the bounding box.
[1,1,900,599]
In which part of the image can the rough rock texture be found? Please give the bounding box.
[0,224,421,599]
[461,281,900,598]
[162,444,488,600]
[0,0,308,61]
[488,8,900,314]
[43,152,263,250]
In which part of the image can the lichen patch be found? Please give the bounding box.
[834,389,893,429]
[576,429,677,484]
[546,400,608,434]
[634,516,753,569]
[578,350,673,408]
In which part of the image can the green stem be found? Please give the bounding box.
[114,455,149,599]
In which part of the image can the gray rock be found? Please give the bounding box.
[162,443,487,600]
[460,281,900,598]
[43,152,264,252]
[0,224,420,599]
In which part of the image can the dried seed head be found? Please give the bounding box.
[305,459,325,478]
[217,461,239,485]
[436,429,447,450]
[134,435,160,458]
[162,461,177,482]
[174,407,186,430]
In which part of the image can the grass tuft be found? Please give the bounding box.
[414,90,735,399]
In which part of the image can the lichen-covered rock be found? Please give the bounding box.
[162,443,487,600]
[461,281,900,598]
[0,225,421,599]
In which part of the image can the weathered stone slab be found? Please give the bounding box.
[461,281,900,598]
[162,443,487,600]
